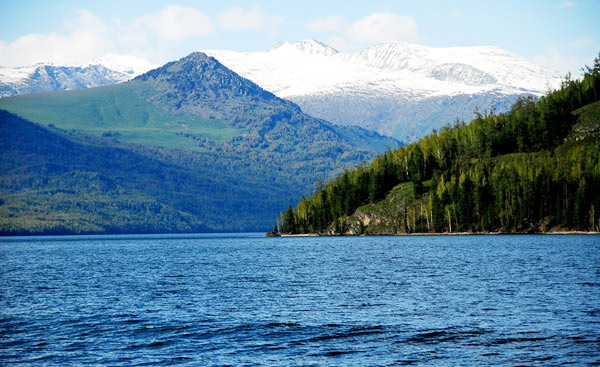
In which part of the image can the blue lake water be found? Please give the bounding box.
[1,233,599,366]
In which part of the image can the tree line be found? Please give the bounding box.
[280,55,600,234]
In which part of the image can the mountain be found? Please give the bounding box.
[86,54,159,77]
[0,52,397,235]
[204,40,563,142]
[0,54,158,97]
[278,57,600,235]
[0,110,293,234]
[1,42,562,144]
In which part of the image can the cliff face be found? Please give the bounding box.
[325,182,425,236]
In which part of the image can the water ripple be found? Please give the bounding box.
[0,234,599,366]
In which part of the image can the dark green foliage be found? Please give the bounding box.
[0,111,302,234]
[281,54,600,234]
[282,204,297,234]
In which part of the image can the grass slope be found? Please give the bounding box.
[0,82,245,149]
[568,100,600,142]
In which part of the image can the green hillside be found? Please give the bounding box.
[0,53,397,172]
[280,55,600,235]
[0,110,298,234]
[0,82,244,149]
[0,52,399,235]
[568,100,600,142]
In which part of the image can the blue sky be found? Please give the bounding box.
[0,0,598,76]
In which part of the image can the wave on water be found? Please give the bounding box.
[1,234,599,365]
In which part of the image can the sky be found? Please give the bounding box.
[0,0,598,76]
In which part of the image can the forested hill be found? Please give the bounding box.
[279,56,600,235]
[0,52,398,235]
[0,110,294,234]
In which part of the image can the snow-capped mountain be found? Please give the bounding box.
[85,54,158,78]
[0,55,158,98]
[1,42,562,143]
[204,40,563,142]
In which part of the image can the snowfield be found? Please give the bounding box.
[0,40,562,142]
[204,40,562,141]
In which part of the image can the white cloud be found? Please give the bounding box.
[449,10,463,17]
[0,5,289,67]
[572,37,597,48]
[0,10,114,67]
[131,6,213,43]
[558,1,574,7]
[0,6,215,67]
[532,48,583,76]
[218,7,263,31]
[346,12,420,44]
[306,12,423,51]
[305,15,347,33]
[217,6,283,36]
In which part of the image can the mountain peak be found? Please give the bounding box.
[0,53,159,97]
[133,51,291,121]
[136,51,242,83]
[293,39,339,56]
[203,39,563,142]
[269,41,286,51]
[268,39,338,57]
[170,51,215,66]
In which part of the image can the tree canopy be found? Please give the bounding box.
[280,54,600,234]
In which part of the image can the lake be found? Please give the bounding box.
[1,233,599,366]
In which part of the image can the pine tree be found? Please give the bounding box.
[283,204,296,234]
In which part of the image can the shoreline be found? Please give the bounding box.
[279,231,600,237]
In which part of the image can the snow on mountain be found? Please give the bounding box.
[0,41,563,143]
[282,39,339,57]
[204,40,563,142]
[340,42,558,93]
[0,55,158,98]
[86,54,158,78]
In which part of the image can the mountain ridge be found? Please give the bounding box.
[204,40,563,142]
[0,41,563,143]
[0,51,398,234]
[0,54,158,97]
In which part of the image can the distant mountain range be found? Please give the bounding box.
[0,41,562,143]
[0,54,158,97]
[0,52,396,234]
[204,40,563,142]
